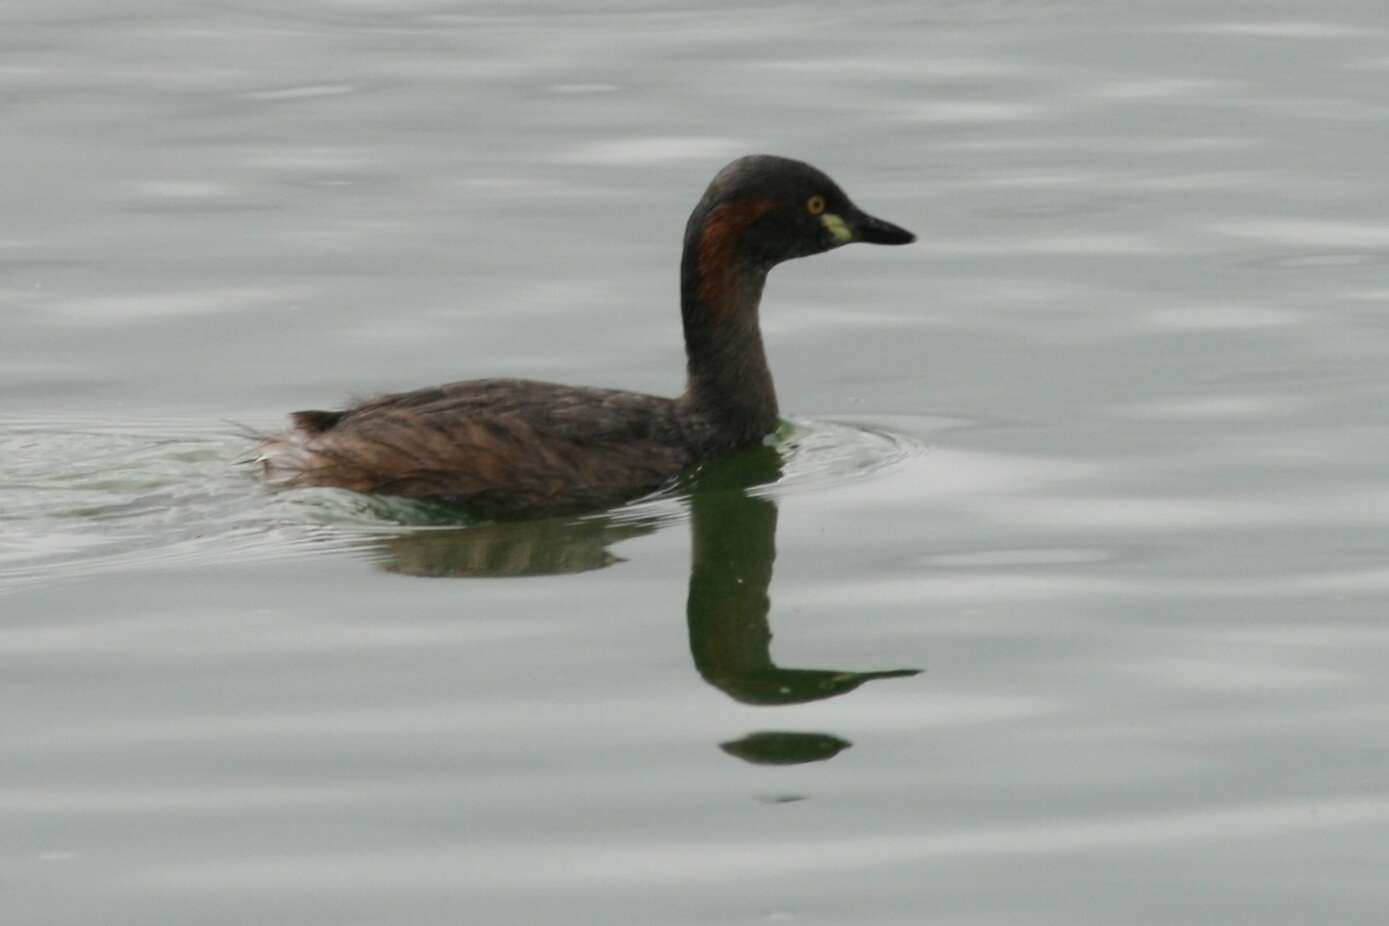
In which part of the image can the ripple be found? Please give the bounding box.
[48,287,299,324]
[546,83,620,95]
[904,101,1042,124]
[922,548,1112,568]
[1141,304,1305,330]
[767,416,932,495]
[1218,219,1389,248]
[242,84,355,101]
[0,418,402,590]
[0,414,932,590]
[562,137,748,166]
[1179,21,1362,39]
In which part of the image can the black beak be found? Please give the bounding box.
[851,207,916,245]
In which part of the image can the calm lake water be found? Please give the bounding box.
[5,1,1389,923]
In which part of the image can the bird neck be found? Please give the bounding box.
[678,201,780,448]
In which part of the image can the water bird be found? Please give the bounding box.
[256,155,914,516]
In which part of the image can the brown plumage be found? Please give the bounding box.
[256,155,914,517]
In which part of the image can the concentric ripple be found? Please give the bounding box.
[767,415,937,495]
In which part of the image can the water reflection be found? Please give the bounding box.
[684,447,921,707]
[373,515,660,578]
[372,444,921,764]
[720,731,852,766]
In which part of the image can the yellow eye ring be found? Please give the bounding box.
[806,195,826,215]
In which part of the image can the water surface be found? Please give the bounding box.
[4,2,1389,923]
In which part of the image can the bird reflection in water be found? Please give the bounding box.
[369,444,920,765]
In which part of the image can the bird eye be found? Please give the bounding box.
[806,195,826,215]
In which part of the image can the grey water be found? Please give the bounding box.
[4,1,1389,923]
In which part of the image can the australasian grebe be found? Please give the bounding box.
[256,155,914,516]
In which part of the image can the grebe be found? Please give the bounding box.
[256,155,914,516]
